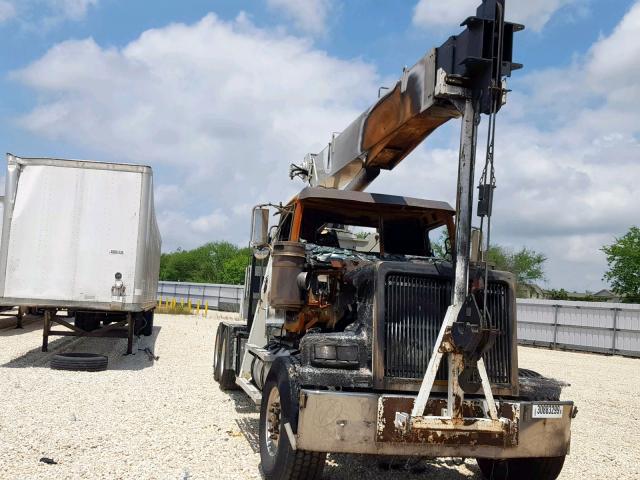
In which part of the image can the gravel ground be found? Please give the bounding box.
[0,311,638,479]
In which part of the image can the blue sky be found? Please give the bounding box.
[1,0,639,292]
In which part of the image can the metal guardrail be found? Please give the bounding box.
[157,281,243,312]
[517,299,640,357]
[157,281,640,357]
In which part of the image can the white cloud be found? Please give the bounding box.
[0,1,16,23]
[413,0,583,32]
[11,4,640,291]
[377,1,640,291]
[48,0,98,21]
[12,13,378,250]
[0,0,97,27]
[267,0,333,36]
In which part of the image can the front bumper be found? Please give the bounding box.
[296,389,574,459]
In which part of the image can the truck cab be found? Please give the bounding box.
[214,187,574,480]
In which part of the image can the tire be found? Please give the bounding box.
[218,335,238,390]
[213,323,224,382]
[476,456,566,480]
[476,369,566,480]
[213,323,239,390]
[50,353,108,372]
[259,357,326,480]
[141,311,154,336]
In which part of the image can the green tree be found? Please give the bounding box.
[487,245,547,288]
[547,288,569,300]
[430,232,546,296]
[160,241,251,285]
[602,226,640,303]
[431,231,451,260]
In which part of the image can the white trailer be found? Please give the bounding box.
[0,154,161,353]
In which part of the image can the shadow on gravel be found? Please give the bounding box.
[2,325,162,371]
[228,390,258,414]
[236,417,260,453]
[325,455,482,479]
[0,314,42,334]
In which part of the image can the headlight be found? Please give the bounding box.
[312,344,359,369]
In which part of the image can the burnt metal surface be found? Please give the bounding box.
[296,389,573,458]
[296,187,454,213]
[291,1,523,192]
[435,0,523,115]
[297,262,377,389]
[294,255,518,395]
[373,261,518,395]
[518,369,568,401]
[376,395,518,447]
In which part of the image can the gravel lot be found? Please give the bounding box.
[0,311,638,479]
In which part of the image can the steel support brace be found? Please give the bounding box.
[452,97,479,307]
[42,310,51,352]
[410,98,478,419]
[127,312,134,355]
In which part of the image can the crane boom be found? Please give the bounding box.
[290,0,522,192]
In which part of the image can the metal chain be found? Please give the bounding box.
[479,2,505,321]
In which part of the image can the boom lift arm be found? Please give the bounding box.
[291,0,523,435]
[290,0,522,192]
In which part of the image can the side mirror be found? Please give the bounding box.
[250,206,270,259]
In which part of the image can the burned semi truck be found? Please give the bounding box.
[214,1,576,479]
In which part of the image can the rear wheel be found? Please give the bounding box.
[213,323,223,381]
[476,456,565,480]
[259,357,326,480]
[217,336,237,390]
[213,323,239,390]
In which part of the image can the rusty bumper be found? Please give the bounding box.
[296,390,574,459]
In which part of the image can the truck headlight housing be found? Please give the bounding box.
[311,344,359,369]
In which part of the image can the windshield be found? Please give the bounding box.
[299,210,448,258]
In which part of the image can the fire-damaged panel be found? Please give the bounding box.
[374,262,518,395]
[376,395,519,447]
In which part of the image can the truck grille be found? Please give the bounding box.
[383,274,512,385]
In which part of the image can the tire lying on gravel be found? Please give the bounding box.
[50,353,108,372]
[476,368,566,480]
[259,357,326,480]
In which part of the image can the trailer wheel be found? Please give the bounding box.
[51,353,108,372]
[476,456,565,480]
[259,357,326,480]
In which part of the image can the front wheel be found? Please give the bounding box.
[259,358,326,480]
[476,456,566,480]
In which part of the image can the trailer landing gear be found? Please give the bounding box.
[41,310,141,354]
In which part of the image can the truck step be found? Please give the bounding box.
[236,376,262,405]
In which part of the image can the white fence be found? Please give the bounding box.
[157,281,243,312]
[156,281,640,357]
[517,299,640,357]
